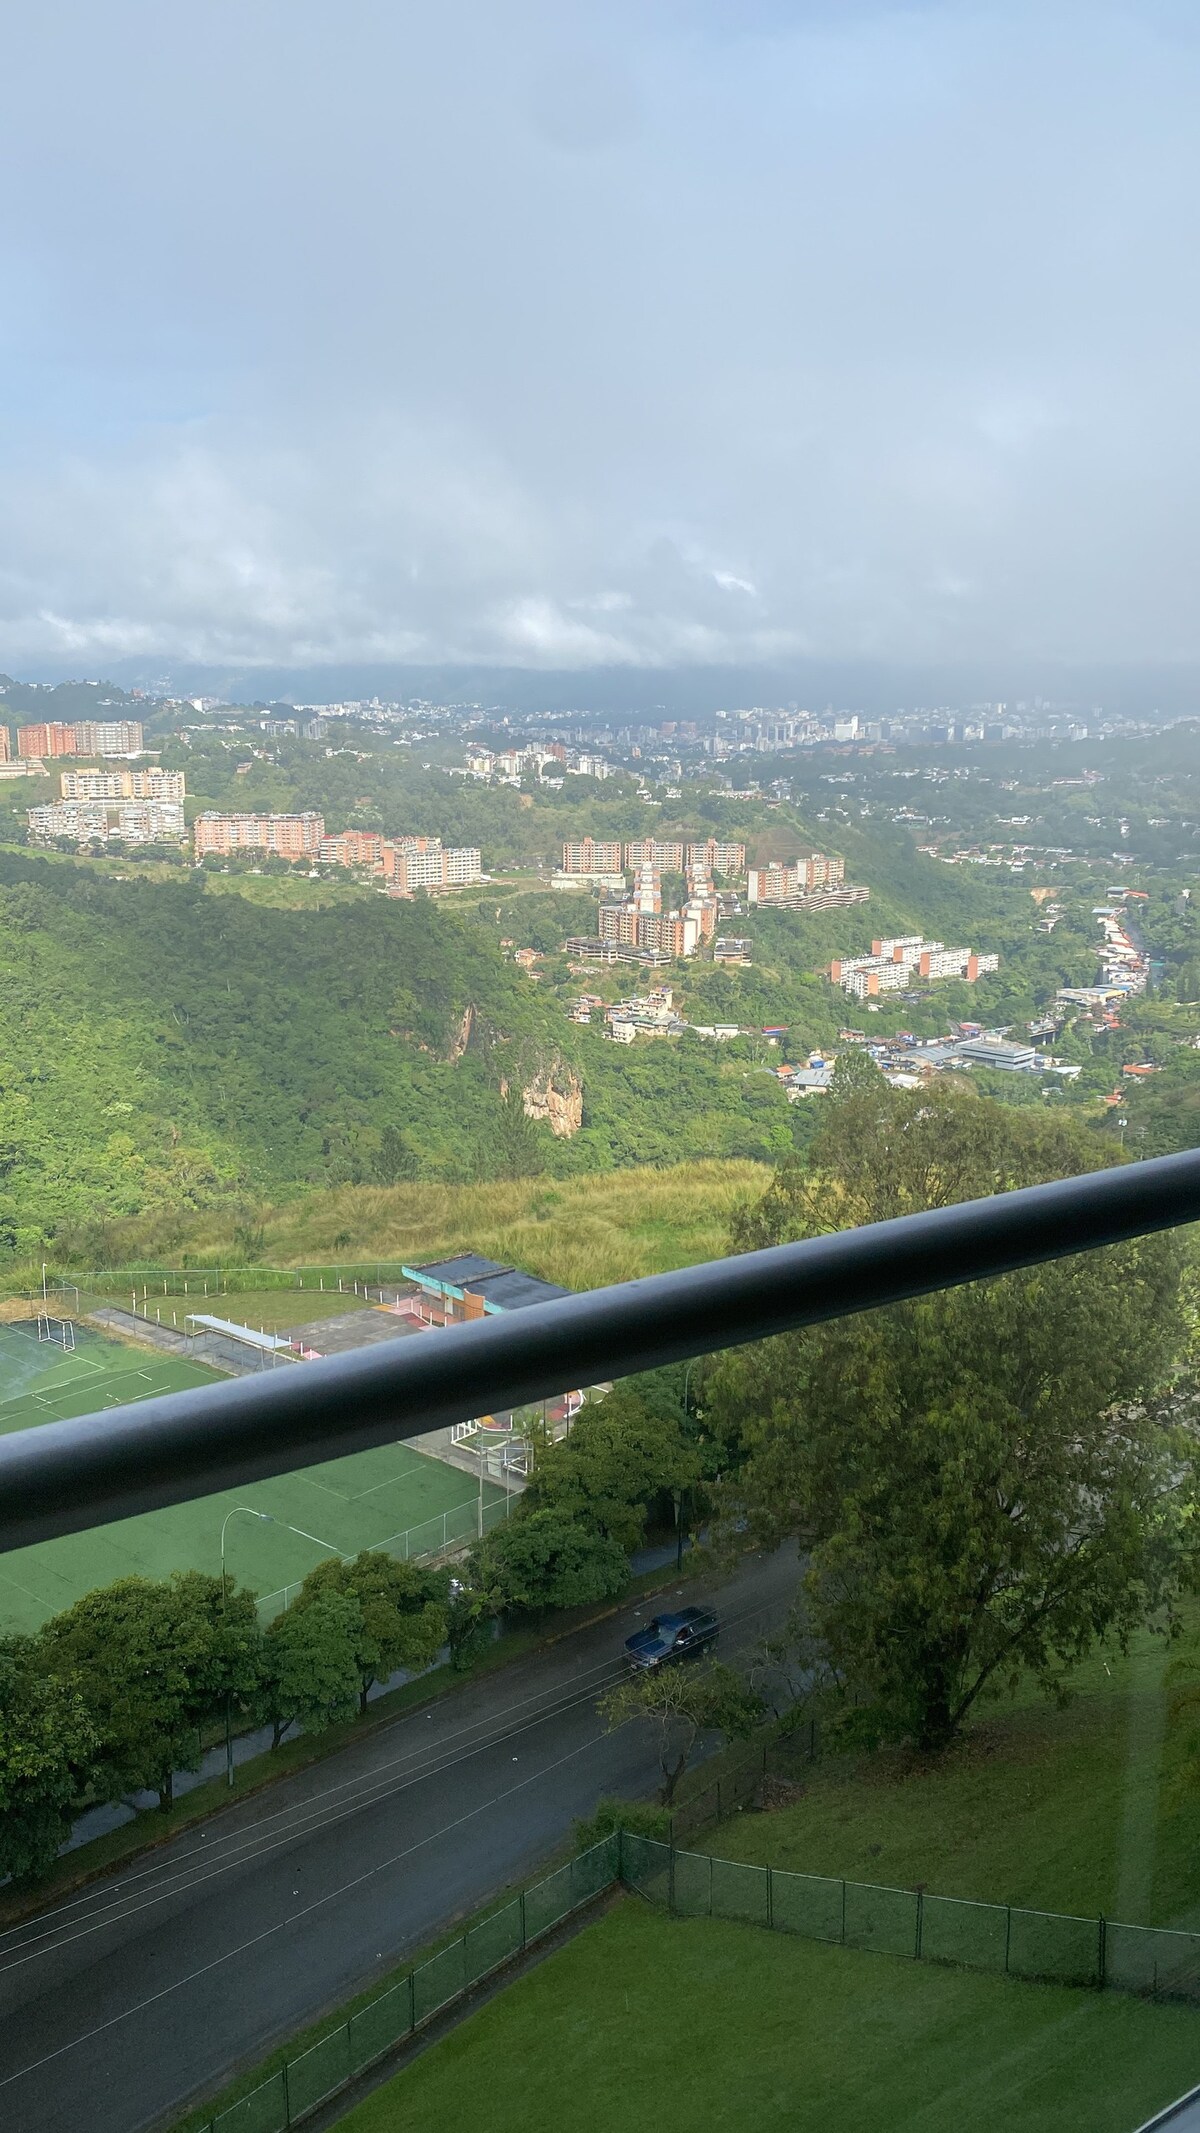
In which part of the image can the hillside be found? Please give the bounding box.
[0,852,797,1257]
[56,1162,767,1289]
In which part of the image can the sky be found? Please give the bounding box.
[2,1,1200,680]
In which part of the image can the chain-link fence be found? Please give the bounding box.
[618,1831,1200,2003]
[193,1835,620,2133]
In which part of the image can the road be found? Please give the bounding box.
[0,1545,797,2133]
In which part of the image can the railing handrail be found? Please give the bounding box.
[3,1147,1199,1556]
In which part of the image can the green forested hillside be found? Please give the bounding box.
[0,852,799,1256]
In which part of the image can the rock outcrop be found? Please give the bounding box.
[522,1062,583,1137]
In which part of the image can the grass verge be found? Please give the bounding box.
[335,1901,1200,2133]
[706,1613,1200,1932]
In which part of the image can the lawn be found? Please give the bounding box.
[338,1902,1200,2133]
[0,1318,504,1633]
[703,1621,1200,1933]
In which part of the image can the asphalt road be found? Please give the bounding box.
[0,1544,797,2133]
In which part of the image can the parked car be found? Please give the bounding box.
[624,1606,720,1671]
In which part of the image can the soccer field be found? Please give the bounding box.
[0,1321,505,1635]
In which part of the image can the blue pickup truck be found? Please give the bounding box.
[623,1606,720,1671]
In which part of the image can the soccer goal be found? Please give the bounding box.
[37,1312,76,1351]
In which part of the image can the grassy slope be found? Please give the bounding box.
[87,1160,767,1291]
[707,1623,1200,1932]
[339,1903,1200,2133]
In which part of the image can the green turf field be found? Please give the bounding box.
[0,1320,506,1634]
[339,1904,1200,2133]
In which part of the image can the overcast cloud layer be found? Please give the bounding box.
[2,1,1199,675]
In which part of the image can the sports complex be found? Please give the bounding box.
[0,1313,509,1636]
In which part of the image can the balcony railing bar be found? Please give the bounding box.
[2,1147,1199,1557]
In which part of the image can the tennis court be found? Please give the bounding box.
[0,1320,506,1634]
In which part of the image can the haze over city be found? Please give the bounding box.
[4,1,1200,686]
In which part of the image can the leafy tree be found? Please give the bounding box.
[469,1508,629,1618]
[599,1660,763,1804]
[714,1090,1192,1753]
[528,1388,702,1552]
[260,1593,366,1747]
[39,1573,260,1808]
[376,1124,418,1184]
[294,1553,447,1709]
[474,1087,547,1181]
[826,1047,885,1102]
[0,1636,99,1880]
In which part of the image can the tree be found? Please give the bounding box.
[599,1660,763,1804]
[475,1086,546,1181]
[260,1593,366,1748]
[826,1047,885,1103]
[376,1124,418,1184]
[469,1509,629,1618]
[294,1553,447,1709]
[528,1388,702,1552]
[39,1573,261,1808]
[713,1087,1192,1753]
[0,1637,99,1881]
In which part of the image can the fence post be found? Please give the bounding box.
[283,2058,292,2127]
[520,1890,527,1951]
[1098,1914,1107,1990]
[709,1852,714,1918]
[407,1970,415,2035]
[767,1864,774,1931]
[841,1879,847,1944]
[618,1826,625,1886]
[915,1889,924,1961]
[669,1841,676,1915]
[1005,1905,1012,1973]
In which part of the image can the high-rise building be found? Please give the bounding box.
[18,722,76,759]
[0,726,9,763]
[28,799,184,845]
[193,812,326,859]
[562,838,622,874]
[73,719,144,756]
[319,830,385,868]
[61,767,184,802]
[624,839,684,871]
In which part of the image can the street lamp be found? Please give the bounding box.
[219,1508,346,1789]
[220,1507,272,1790]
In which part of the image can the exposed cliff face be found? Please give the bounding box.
[522,1062,583,1138]
[447,1003,474,1061]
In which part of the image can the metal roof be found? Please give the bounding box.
[406,1257,571,1311]
[184,1313,294,1352]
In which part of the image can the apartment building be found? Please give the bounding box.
[830,937,1000,998]
[319,829,384,868]
[28,799,185,845]
[0,726,8,763]
[18,722,76,759]
[687,839,746,875]
[381,839,483,891]
[624,839,685,871]
[18,718,144,760]
[74,720,144,756]
[562,838,622,875]
[61,768,184,802]
[193,811,326,859]
[747,850,847,904]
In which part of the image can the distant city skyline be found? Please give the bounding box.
[3,4,1200,674]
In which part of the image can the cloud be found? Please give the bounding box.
[1,2,1199,672]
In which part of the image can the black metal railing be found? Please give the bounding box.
[3,1147,1200,1555]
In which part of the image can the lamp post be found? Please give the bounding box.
[219,1508,346,1789]
[220,1507,272,1790]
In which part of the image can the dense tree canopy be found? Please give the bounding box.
[715,1086,1195,1752]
